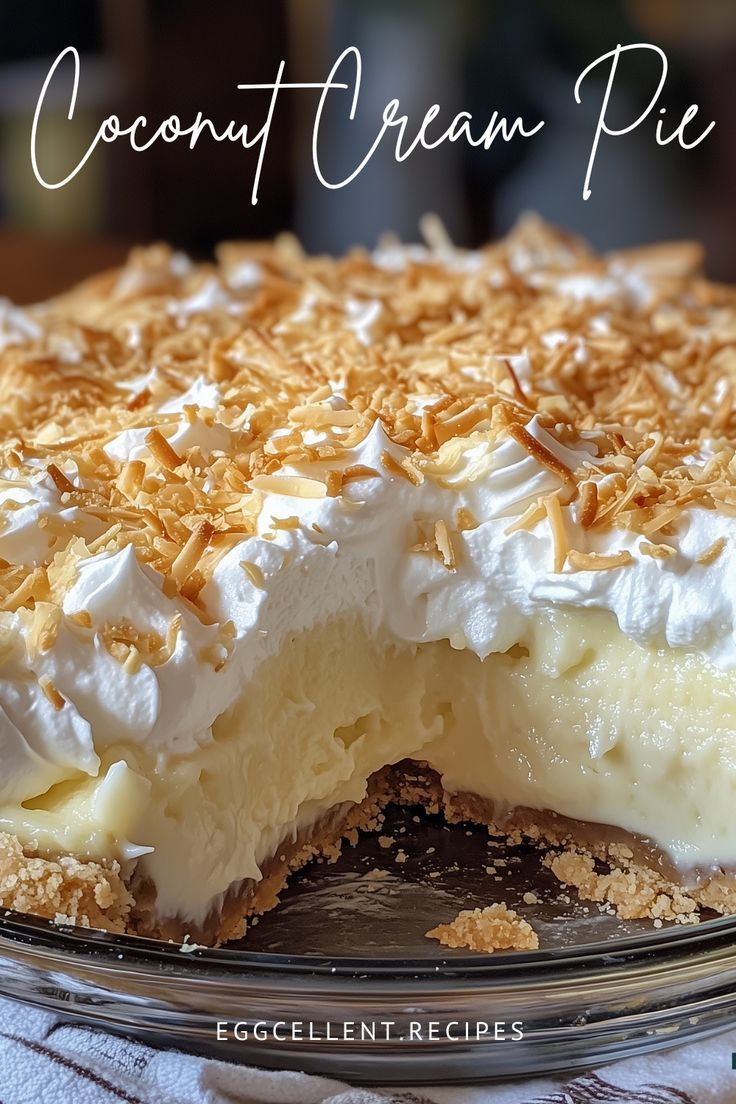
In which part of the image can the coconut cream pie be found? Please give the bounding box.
[2,214,736,942]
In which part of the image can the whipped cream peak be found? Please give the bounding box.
[63,543,168,632]
[0,299,42,351]
[169,275,234,321]
[51,544,231,756]
[0,464,93,566]
[158,376,221,414]
[344,297,383,345]
[104,377,231,464]
[225,259,263,290]
[371,241,487,275]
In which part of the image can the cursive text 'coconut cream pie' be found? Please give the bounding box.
[1,215,736,942]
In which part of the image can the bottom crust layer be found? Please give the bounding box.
[3,761,736,944]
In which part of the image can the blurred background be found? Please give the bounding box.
[1,0,736,300]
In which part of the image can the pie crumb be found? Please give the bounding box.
[0,831,131,933]
[426,903,539,953]
[544,848,700,924]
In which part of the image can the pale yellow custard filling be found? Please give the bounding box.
[2,607,735,925]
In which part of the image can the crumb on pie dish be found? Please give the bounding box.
[2,215,736,944]
[426,904,539,953]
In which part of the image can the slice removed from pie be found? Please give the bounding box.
[1,215,735,943]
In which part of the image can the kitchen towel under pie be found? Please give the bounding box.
[0,996,731,1103]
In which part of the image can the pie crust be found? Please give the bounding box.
[3,762,735,943]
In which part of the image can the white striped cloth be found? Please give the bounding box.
[0,997,733,1104]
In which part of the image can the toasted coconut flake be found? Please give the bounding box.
[180,570,207,603]
[579,481,598,529]
[435,401,492,445]
[27,602,62,656]
[567,549,634,571]
[170,520,214,585]
[122,645,143,676]
[544,494,568,572]
[503,358,529,404]
[108,640,128,665]
[2,568,47,613]
[46,463,76,495]
[250,474,327,498]
[419,212,453,252]
[198,642,227,670]
[88,523,123,555]
[640,506,682,536]
[145,428,183,470]
[271,515,299,530]
[697,536,727,566]
[504,500,546,535]
[38,674,65,711]
[118,460,146,501]
[507,422,576,489]
[434,520,457,570]
[456,507,479,531]
[165,613,183,658]
[326,469,342,497]
[127,386,151,411]
[401,457,424,485]
[69,609,93,629]
[639,540,676,560]
[427,394,455,417]
[341,464,380,484]
[414,409,434,446]
[306,383,332,404]
[99,620,170,667]
[380,450,417,484]
[240,560,266,588]
[290,406,359,428]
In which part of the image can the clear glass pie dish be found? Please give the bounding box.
[1,807,735,1085]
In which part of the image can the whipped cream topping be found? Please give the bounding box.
[214,411,736,667]
[0,300,42,351]
[61,545,228,752]
[3,369,735,821]
[0,470,80,564]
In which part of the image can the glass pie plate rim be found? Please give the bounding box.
[1,906,736,1085]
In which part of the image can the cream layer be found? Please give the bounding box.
[3,606,735,924]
